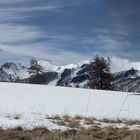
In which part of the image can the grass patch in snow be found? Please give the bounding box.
[73,115,83,120]
[99,118,140,126]
[100,118,123,124]
[67,118,80,128]
[52,115,62,120]
[63,115,72,122]
[84,117,95,125]
[123,119,140,126]
[52,116,80,128]
[53,120,67,126]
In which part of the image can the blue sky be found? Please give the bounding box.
[0,0,140,65]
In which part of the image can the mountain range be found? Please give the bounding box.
[0,61,140,93]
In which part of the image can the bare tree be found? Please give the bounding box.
[28,58,44,84]
[88,55,114,90]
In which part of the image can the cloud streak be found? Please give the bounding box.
[0,24,44,43]
[0,43,90,64]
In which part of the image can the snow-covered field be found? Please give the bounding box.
[0,82,140,130]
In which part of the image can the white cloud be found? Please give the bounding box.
[0,42,140,70]
[111,56,140,72]
[0,5,61,13]
[0,0,28,3]
[0,1,62,23]
[0,43,90,65]
[0,16,89,65]
[0,24,43,43]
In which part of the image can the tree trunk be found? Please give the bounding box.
[36,70,39,84]
[100,69,103,89]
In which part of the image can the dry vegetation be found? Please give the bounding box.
[13,115,21,120]
[53,120,67,126]
[1,115,140,140]
[50,115,140,130]
[99,118,140,126]
[84,117,95,125]
[67,118,80,128]
[0,126,140,140]
[52,115,81,128]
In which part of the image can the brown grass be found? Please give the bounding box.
[67,118,80,128]
[63,115,72,122]
[52,115,62,120]
[0,126,140,140]
[53,120,67,126]
[100,118,123,124]
[123,119,140,126]
[99,118,140,126]
[74,115,83,120]
[84,117,94,125]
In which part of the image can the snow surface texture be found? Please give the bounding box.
[0,82,140,130]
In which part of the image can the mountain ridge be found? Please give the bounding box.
[0,61,140,93]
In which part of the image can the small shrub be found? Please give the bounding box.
[124,119,140,126]
[74,115,83,120]
[13,115,21,120]
[63,115,71,123]
[67,118,80,128]
[13,126,23,131]
[53,120,67,126]
[100,118,123,124]
[84,117,94,125]
[53,115,62,120]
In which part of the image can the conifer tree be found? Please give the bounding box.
[88,55,114,90]
[28,58,44,84]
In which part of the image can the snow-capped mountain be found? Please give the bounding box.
[0,62,29,81]
[0,61,140,93]
[113,68,140,92]
[115,68,140,81]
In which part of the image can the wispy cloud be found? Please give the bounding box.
[0,24,44,43]
[0,0,73,24]
[0,5,61,12]
[0,0,29,3]
[0,43,90,64]
[111,57,140,72]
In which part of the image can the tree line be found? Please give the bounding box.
[28,55,114,90]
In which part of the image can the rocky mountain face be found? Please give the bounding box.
[0,62,29,82]
[56,63,90,87]
[0,61,140,93]
[113,68,140,92]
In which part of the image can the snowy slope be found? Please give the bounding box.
[0,82,140,129]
